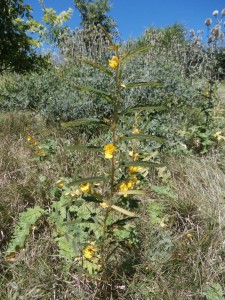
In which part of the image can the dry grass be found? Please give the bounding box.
[1,113,225,299]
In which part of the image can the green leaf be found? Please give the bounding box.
[111,205,135,217]
[147,201,166,225]
[7,206,46,254]
[83,60,113,77]
[117,190,145,196]
[72,84,113,102]
[99,24,113,44]
[122,161,163,168]
[203,283,224,300]
[122,45,152,64]
[61,118,102,128]
[125,82,163,89]
[128,105,167,113]
[122,134,166,143]
[77,206,91,220]
[151,185,175,199]
[67,145,102,152]
[67,176,108,188]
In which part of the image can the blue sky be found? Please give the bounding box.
[28,0,225,40]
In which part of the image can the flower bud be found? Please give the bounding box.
[205,18,212,26]
[212,10,219,17]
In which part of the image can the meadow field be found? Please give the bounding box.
[1,3,225,299]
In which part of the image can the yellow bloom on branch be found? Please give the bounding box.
[127,176,137,189]
[119,182,129,197]
[129,166,143,174]
[119,177,137,197]
[100,201,109,208]
[104,144,116,159]
[84,245,95,259]
[108,56,119,69]
[80,182,90,193]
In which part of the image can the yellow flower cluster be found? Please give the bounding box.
[119,177,137,197]
[129,166,143,174]
[26,134,46,157]
[104,144,116,159]
[27,135,37,146]
[108,56,119,69]
[84,245,96,259]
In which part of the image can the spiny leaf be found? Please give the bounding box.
[122,134,166,143]
[68,176,108,188]
[67,145,102,152]
[7,206,46,254]
[128,105,167,113]
[61,118,102,128]
[111,205,135,217]
[117,190,145,196]
[72,84,113,102]
[83,60,113,77]
[122,161,163,168]
[125,82,163,89]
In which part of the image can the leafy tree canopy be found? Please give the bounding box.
[74,0,116,33]
[0,0,47,73]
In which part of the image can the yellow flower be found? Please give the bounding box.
[129,166,143,174]
[104,144,116,159]
[80,182,90,193]
[31,139,37,146]
[40,151,46,156]
[55,178,65,188]
[26,135,32,142]
[119,177,137,197]
[108,56,119,69]
[127,176,137,189]
[132,128,140,134]
[84,245,95,259]
[119,182,129,197]
[215,131,225,141]
[100,201,109,208]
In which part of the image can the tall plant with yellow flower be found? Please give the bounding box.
[57,28,164,285]
[6,27,165,298]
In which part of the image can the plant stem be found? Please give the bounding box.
[100,49,121,297]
